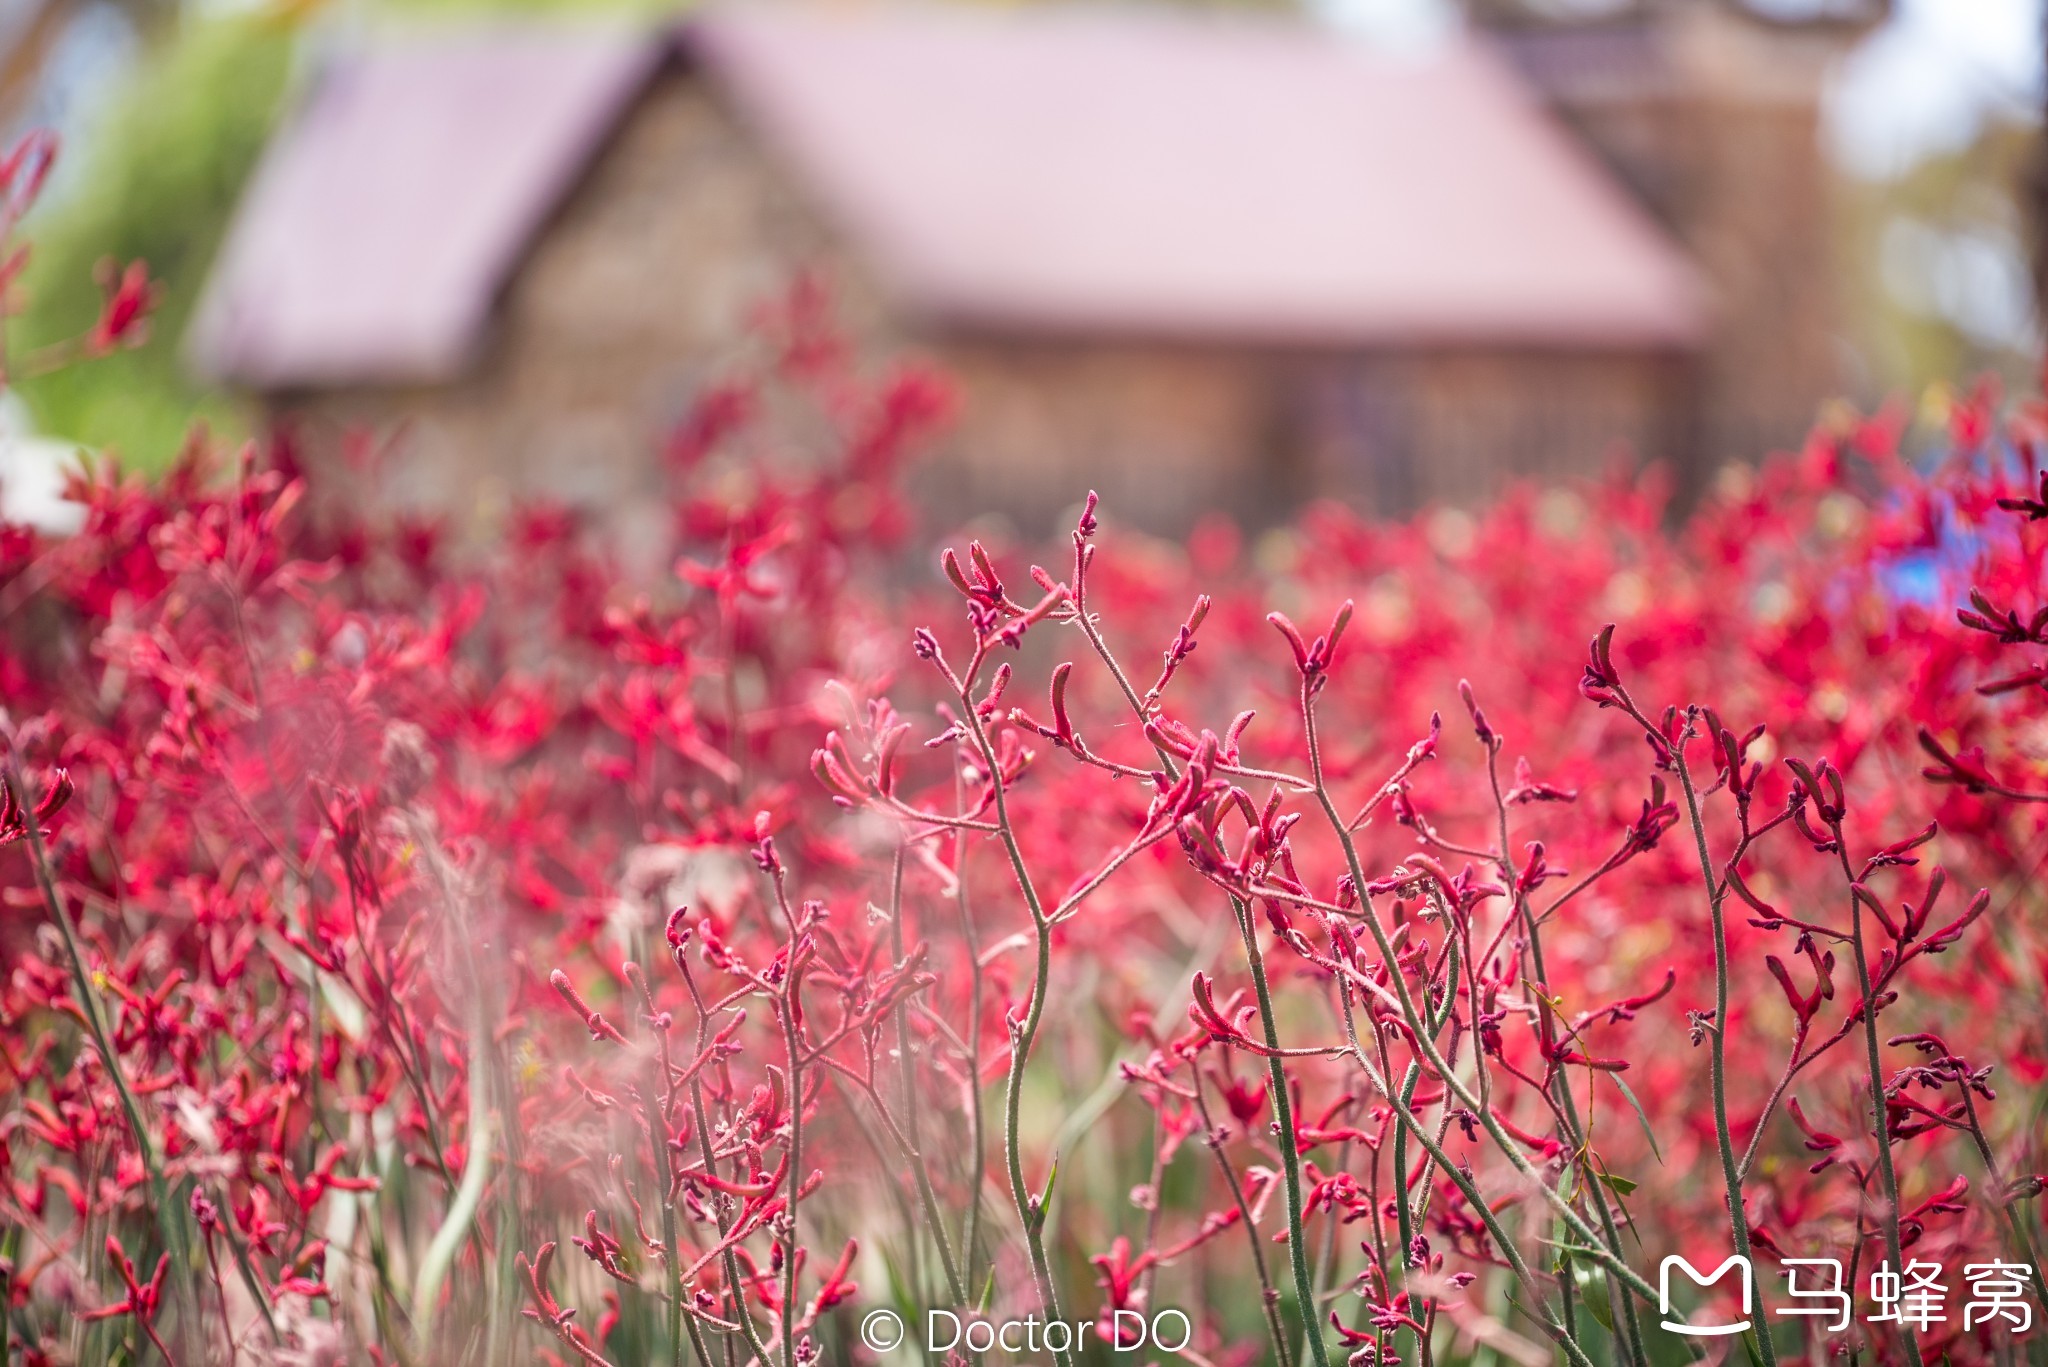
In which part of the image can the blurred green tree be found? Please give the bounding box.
[10,0,682,471]
[12,9,294,467]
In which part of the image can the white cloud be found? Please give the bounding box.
[1305,0,1458,53]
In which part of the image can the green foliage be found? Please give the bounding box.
[11,0,682,471]
[1835,118,2042,402]
[14,11,296,468]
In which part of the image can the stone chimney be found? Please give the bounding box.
[1473,0,1889,472]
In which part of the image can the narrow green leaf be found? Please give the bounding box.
[1613,1074,1665,1165]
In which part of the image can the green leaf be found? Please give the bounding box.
[1613,1074,1665,1165]
[1035,1150,1060,1219]
[1597,1169,1639,1197]
[1572,1260,1616,1332]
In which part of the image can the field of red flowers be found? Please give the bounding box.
[2,143,2046,1367]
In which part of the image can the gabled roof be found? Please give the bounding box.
[189,28,660,387]
[190,6,1705,390]
[696,5,1702,349]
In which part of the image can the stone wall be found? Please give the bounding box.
[278,63,876,567]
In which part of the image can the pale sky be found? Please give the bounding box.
[1828,0,2043,179]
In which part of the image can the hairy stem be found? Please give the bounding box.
[1666,745,1782,1367]
[1485,746,1651,1367]
[681,959,775,1367]
[956,668,1073,1367]
[1299,686,1654,1307]
[1335,983,1597,1367]
[886,847,968,1305]
[952,793,988,1290]
[1840,874,1924,1367]
[779,995,803,1367]
[1231,894,1331,1367]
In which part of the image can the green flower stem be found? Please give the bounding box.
[1231,893,1332,1367]
[1669,747,1779,1367]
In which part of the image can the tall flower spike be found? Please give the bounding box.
[941,547,974,598]
[1077,489,1100,538]
[1458,679,1495,748]
[1047,661,1076,747]
[1268,611,1311,674]
[1307,599,1355,677]
[1267,599,1353,684]
[1580,623,1622,706]
[0,767,71,847]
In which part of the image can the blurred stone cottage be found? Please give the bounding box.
[187,0,1880,543]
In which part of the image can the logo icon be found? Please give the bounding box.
[1659,1254,1754,1337]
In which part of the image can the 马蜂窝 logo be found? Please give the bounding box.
[1659,1255,1754,1336]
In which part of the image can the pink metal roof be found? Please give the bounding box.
[691,6,1703,349]
[188,29,661,387]
[191,8,1705,389]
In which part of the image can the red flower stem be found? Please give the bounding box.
[1047,825,1179,925]
[1189,1066,1294,1367]
[135,1304,179,1366]
[750,858,811,1367]
[1067,583,1326,1361]
[817,1052,964,1301]
[340,874,460,1198]
[199,1233,236,1367]
[1736,1024,1811,1184]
